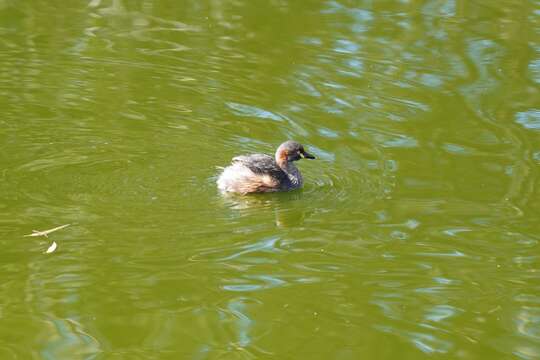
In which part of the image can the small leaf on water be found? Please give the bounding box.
[45,241,57,254]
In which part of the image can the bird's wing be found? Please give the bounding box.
[232,154,287,180]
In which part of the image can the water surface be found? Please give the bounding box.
[1,0,539,359]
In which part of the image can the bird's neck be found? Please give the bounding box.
[276,154,303,187]
[282,162,302,187]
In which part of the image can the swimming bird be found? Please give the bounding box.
[217,140,315,194]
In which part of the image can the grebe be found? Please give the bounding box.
[217,140,315,194]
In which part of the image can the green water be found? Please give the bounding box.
[1,0,539,358]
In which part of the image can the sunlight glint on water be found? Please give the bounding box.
[0,0,539,359]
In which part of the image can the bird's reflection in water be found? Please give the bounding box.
[218,191,308,229]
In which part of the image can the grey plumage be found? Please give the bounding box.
[232,154,289,185]
[217,140,315,194]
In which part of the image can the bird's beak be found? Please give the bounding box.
[301,151,316,159]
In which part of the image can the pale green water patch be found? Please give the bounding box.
[1,0,539,359]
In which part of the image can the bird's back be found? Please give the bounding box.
[217,153,291,193]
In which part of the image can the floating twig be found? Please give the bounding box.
[24,224,70,238]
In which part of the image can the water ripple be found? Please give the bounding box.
[1,1,539,358]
